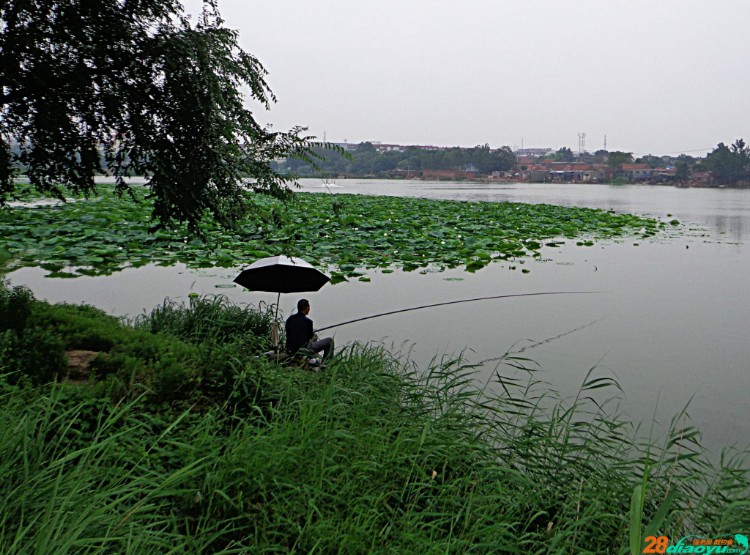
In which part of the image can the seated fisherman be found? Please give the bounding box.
[285,298,334,362]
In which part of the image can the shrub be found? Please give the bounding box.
[0,285,67,385]
[28,302,124,352]
[0,283,34,334]
[133,295,275,352]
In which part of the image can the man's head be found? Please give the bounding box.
[297,298,310,315]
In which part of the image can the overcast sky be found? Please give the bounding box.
[183,1,750,156]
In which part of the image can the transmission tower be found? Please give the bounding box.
[578,133,586,155]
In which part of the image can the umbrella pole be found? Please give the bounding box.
[273,291,281,353]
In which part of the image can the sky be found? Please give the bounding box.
[182,0,750,156]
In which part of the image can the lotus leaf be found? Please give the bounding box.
[0,185,668,281]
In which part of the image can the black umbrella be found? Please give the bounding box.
[234,256,330,349]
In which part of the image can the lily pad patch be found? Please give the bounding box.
[0,186,664,280]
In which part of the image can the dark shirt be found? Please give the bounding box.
[285,312,314,355]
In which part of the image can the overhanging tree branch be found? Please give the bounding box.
[0,0,316,230]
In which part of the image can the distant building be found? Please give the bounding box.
[419,169,480,180]
[491,170,512,179]
[373,144,407,153]
[619,163,653,181]
[546,163,605,183]
[411,144,446,151]
[330,142,359,152]
[330,142,448,153]
[651,167,678,183]
[514,161,613,183]
[514,148,554,157]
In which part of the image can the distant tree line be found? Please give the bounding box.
[651,140,750,185]
[700,139,750,185]
[547,140,750,186]
[274,143,517,177]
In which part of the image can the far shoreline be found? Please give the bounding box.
[293,175,750,189]
[10,174,750,190]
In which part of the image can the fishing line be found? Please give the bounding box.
[477,316,609,366]
[315,291,600,333]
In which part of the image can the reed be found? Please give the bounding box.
[132,294,276,349]
[1,352,747,553]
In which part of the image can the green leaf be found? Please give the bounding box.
[629,484,644,555]
[329,272,348,285]
[643,489,678,539]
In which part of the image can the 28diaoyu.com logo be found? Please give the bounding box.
[642,534,748,554]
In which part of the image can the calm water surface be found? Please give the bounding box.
[8,180,750,450]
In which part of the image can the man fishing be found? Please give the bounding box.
[285,299,334,364]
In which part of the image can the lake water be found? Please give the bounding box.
[7,179,750,451]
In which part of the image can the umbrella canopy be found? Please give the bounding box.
[234,256,330,352]
[233,255,330,294]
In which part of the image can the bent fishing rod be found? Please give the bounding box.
[314,291,600,333]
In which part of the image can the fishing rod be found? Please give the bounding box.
[314,291,600,333]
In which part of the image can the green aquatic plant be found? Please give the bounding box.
[0,185,664,280]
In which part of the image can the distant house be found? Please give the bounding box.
[491,170,512,179]
[512,161,612,183]
[545,163,605,183]
[412,144,445,151]
[373,143,407,153]
[330,142,359,152]
[619,163,653,181]
[420,169,479,180]
[652,167,678,183]
[514,148,554,158]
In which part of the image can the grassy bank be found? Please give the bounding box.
[1,285,748,553]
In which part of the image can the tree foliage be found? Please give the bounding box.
[278,143,517,177]
[607,151,634,169]
[0,0,315,230]
[674,160,690,181]
[704,139,750,185]
[634,154,663,168]
[553,147,575,162]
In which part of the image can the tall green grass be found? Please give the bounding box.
[2,351,748,553]
[132,294,276,351]
[1,289,748,553]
